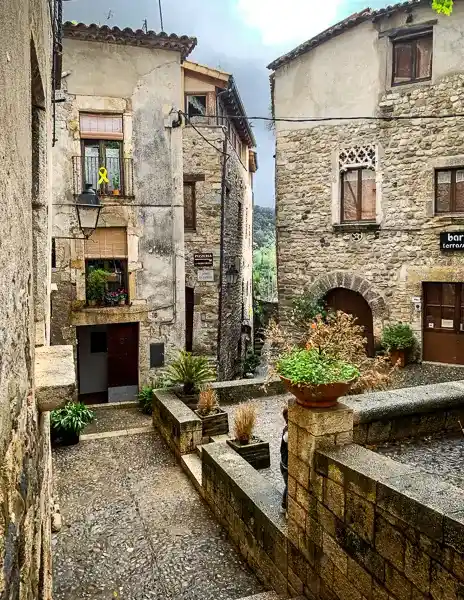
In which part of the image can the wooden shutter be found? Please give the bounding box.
[84,228,127,258]
[80,113,123,140]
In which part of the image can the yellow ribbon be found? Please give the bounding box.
[98,167,109,185]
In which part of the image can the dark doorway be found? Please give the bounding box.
[325,287,375,357]
[186,286,194,352]
[107,323,139,388]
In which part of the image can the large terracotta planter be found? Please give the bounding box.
[279,376,356,408]
[390,350,406,368]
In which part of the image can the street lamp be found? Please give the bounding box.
[225,263,239,285]
[76,184,101,239]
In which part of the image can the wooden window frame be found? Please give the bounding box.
[80,139,124,196]
[183,181,196,231]
[435,167,464,214]
[392,33,433,86]
[340,167,376,223]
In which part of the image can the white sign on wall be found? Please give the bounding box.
[197,269,214,282]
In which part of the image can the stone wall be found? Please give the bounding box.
[152,390,202,456]
[275,71,464,342]
[0,0,54,597]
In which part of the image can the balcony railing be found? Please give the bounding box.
[72,156,134,198]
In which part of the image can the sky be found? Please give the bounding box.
[63,0,388,207]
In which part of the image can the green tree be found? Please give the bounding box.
[432,0,453,15]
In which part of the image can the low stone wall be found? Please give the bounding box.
[152,390,202,456]
[343,381,464,444]
[211,377,285,404]
[202,442,291,597]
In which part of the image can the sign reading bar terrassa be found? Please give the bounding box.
[440,232,464,251]
[194,253,214,267]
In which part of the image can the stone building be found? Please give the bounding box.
[0,0,75,597]
[51,25,256,401]
[269,0,464,364]
[183,61,257,380]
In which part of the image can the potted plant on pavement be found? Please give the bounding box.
[381,323,416,368]
[86,268,111,306]
[227,402,270,469]
[195,385,229,439]
[165,350,214,408]
[50,402,95,446]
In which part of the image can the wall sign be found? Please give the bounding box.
[194,252,214,267]
[440,232,464,251]
[197,269,214,282]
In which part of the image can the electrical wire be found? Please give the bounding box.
[180,111,229,156]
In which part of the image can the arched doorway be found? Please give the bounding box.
[324,288,375,357]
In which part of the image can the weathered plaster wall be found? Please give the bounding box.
[273,3,464,343]
[0,0,53,597]
[52,38,186,385]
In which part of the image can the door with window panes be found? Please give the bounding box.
[423,283,464,364]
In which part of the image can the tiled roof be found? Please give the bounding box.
[63,22,197,59]
[267,0,425,70]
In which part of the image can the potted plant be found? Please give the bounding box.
[86,268,111,306]
[276,348,359,408]
[165,350,214,407]
[105,290,120,307]
[112,174,120,196]
[50,402,95,446]
[381,323,416,368]
[195,385,229,439]
[227,402,270,469]
[118,289,128,306]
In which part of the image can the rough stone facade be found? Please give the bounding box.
[272,2,464,354]
[0,0,56,597]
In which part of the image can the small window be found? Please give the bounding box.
[186,95,207,119]
[51,238,56,269]
[150,343,165,368]
[392,33,432,85]
[90,331,107,353]
[184,182,196,230]
[341,168,376,223]
[435,168,464,213]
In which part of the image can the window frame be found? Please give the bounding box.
[391,32,433,86]
[340,167,376,223]
[185,94,208,120]
[183,181,197,231]
[435,167,464,214]
[80,137,124,196]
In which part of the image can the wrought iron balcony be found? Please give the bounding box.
[72,156,134,198]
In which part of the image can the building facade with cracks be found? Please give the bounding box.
[51,24,256,402]
[269,0,464,364]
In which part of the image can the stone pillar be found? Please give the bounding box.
[286,401,354,598]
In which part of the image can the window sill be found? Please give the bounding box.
[333,222,380,232]
[83,304,129,311]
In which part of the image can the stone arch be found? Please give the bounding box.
[307,271,388,320]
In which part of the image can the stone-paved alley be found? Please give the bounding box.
[52,429,264,600]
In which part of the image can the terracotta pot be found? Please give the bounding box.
[118,299,126,306]
[390,350,406,368]
[113,189,120,196]
[279,376,356,408]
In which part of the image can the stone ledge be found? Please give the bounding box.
[35,345,76,412]
[152,390,202,455]
[211,377,285,404]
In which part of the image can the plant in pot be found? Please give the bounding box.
[86,268,111,306]
[381,323,416,368]
[227,402,270,469]
[165,350,214,408]
[50,402,95,446]
[118,288,128,306]
[105,290,120,307]
[112,174,120,196]
[195,385,229,440]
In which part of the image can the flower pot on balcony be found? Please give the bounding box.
[88,299,97,307]
[118,299,126,306]
[113,189,120,196]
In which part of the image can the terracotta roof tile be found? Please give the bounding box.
[63,22,197,59]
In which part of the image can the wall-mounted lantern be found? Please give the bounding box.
[225,263,239,285]
[76,184,102,239]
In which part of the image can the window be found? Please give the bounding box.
[238,200,243,236]
[80,113,124,195]
[392,33,432,85]
[51,238,56,269]
[90,331,107,353]
[435,168,464,213]
[150,343,165,368]
[85,259,129,306]
[186,95,207,119]
[184,182,196,230]
[341,168,376,222]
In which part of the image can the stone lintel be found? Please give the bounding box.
[35,345,77,412]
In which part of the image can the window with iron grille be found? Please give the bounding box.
[341,168,376,223]
[392,32,433,85]
[435,168,464,214]
[184,182,196,231]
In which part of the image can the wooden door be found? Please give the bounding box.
[107,323,139,387]
[325,288,375,357]
[186,287,194,352]
[423,282,464,364]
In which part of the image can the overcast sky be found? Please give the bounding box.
[64,0,387,207]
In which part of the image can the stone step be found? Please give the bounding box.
[180,453,202,496]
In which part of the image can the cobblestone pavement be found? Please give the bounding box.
[83,405,151,435]
[376,433,464,489]
[223,397,288,494]
[52,432,263,600]
[389,363,464,390]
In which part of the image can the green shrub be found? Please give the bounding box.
[381,323,416,351]
[51,402,95,436]
[292,294,327,325]
[86,269,111,303]
[165,350,214,395]
[138,385,154,414]
[243,350,260,374]
[276,348,359,386]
